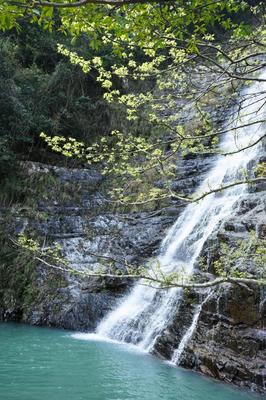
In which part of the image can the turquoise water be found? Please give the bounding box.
[0,323,261,400]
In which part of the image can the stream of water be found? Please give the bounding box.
[97,72,266,358]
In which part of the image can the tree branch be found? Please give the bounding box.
[172,177,266,203]
[32,255,266,291]
[105,177,266,206]
[5,0,169,8]
[198,53,266,82]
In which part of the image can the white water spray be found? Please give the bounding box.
[97,73,266,355]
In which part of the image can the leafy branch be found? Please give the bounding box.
[11,234,266,294]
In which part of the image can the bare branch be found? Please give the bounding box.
[198,53,266,82]
[4,0,169,8]
[173,177,266,204]
[220,134,266,156]
[106,177,266,207]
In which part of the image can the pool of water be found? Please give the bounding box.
[0,323,262,400]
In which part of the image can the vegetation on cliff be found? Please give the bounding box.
[1,1,265,205]
[0,1,265,291]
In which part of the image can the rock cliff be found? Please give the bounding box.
[0,151,265,393]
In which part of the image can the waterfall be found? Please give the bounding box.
[171,291,214,365]
[97,73,266,354]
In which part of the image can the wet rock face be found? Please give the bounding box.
[0,154,210,330]
[152,289,201,359]
[152,285,266,393]
[171,155,216,196]
[22,271,128,331]
[0,161,179,330]
[180,285,266,393]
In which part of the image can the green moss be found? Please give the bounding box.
[0,221,68,319]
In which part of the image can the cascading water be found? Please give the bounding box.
[171,290,214,365]
[97,73,266,355]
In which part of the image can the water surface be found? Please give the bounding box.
[0,323,261,400]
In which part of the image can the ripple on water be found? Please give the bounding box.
[0,323,262,400]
